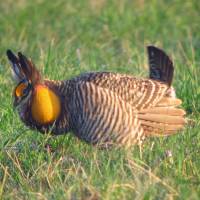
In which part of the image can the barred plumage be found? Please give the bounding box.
[7,46,187,147]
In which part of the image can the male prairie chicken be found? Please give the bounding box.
[7,46,186,147]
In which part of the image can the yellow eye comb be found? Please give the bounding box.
[15,82,27,97]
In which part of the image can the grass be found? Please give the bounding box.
[0,0,200,199]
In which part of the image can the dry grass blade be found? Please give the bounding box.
[127,158,179,197]
[0,166,8,199]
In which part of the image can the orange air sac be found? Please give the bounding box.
[31,85,61,124]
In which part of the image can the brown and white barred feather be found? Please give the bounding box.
[44,71,186,146]
[69,81,144,147]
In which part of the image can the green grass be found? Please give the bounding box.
[0,0,200,199]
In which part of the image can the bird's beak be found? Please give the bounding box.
[13,98,20,109]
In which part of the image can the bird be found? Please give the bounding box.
[6,46,186,147]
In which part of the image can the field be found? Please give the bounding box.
[0,0,200,199]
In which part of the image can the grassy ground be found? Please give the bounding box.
[0,0,200,199]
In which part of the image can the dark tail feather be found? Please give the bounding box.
[147,46,174,86]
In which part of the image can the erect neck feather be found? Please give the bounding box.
[31,84,61,125]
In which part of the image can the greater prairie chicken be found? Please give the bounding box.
[7,46,186,147]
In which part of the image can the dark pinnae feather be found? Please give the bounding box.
[7,49,25,80]
[147,46,174,86]
[7,49,18,63]
[18,52,41,84]
[18,52,31,78]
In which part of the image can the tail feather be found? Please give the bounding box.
[157,97,182,107]
[139,97,186,136]
[144,46,186,137]
[147,46,174,86]
[140,107,186,116]
[139,113,186,124]
[141,121,184,131]
[142,125,177,136]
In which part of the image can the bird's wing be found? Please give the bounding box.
[73,72,170,110]
[69,81,144,147]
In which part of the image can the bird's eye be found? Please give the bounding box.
[23,88,28,95]
[15,81,31,98]
[15,83,27,97]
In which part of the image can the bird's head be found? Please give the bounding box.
[6,50,41,110]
